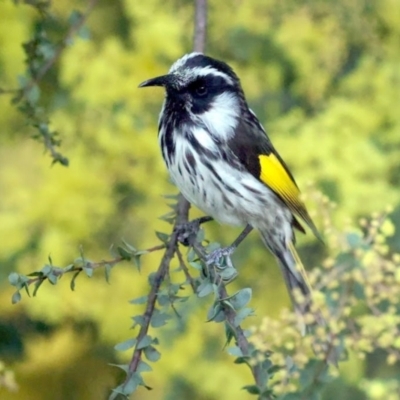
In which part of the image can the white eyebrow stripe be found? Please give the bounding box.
[188,66,235,85]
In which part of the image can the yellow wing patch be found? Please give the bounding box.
[259,153,301,210]
[258,153,322,240]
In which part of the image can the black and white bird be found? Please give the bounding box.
[139,52,322,326]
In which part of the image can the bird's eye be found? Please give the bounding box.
[195,85,208,97]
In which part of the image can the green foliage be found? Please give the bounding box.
[1,0,400,399]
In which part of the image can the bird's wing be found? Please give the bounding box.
[227,115,322,240]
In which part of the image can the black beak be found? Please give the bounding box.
[138,74,172,88]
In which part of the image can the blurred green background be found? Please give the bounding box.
[1,0,400,399]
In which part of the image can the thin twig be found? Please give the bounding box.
[23,243,165,288]
[193,0,207,53]
[176,246,197,292]
[0,88,18,96]
[190,240,264,388]
[126,230,179,375]
[26,256,124,286]
[23,0,99,95]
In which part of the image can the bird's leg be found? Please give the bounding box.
[206,224,253,268]
[175,216,213,246]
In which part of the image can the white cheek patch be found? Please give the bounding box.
[190,126,219,152]
[200,91,239,140]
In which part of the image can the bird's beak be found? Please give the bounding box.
[138,74,172,88]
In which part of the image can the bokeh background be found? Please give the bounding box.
[1,0,400,399]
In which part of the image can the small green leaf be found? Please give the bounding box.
[68,10,83,26]
[219,265,238,281]
[78,25,90,40]
[347,232,362,248]
[8,272,20,286]
[226,288,252,310]
[155,231,170,243]
[234,307,254,326]
[109,384,125,400]
[70,270,81,291]
[122,372,142,395]
[187,248,196,262]
[157,293,170,306]
[196,228,205,242]
[121,240,137,253]
[227,346,243,357]
[148,272,157,285]
[33,279,44,296]
[23,282,30,297]
[176,295,189,303]
[150,310,171,328]
[166,202,176,210]
[267,364,281,375]
[144,345,161,362]
[206,242,221,252]
[131,315,145,327]
[137,360,152,372]
[130,295,148,305]
[104,264,112,283]
[109,363,129,373]
[27,271,43,277]
[207,303,225,322]
[137,335,152,349]
[197,282,214,298]
[114,338,137,352]
[41,265,52,275]
[73,257,84,268]
[64,264,74,272]
[25,84,40,105]
[235,356,251,365]
[83,267,93,278]
[133,255,141,271]
[242,385,261,395]
[225,322,236,344]
[117,246,132,260]
[189,261,203,270]
[11,291,21,304]
[47,272,58,285]
[159,211,176,224]
[17,74,28,88]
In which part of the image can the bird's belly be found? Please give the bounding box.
[169,166,242,225]
[167,156,286,228]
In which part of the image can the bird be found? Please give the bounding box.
[139,52,323,331]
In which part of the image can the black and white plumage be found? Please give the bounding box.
[139,53,322,326]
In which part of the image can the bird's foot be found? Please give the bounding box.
[206,246,237,282]
[206,246,234,267]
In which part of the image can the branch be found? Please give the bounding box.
[8,243,165,303]
[120,0,206,393]
[193,0,207,53]
[24,0,99,94]
[190,241,265,390]
[3,0,100,166]
[126,230,179,374]
[120,2,267,396]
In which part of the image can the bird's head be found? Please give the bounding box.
[139,53,246,139]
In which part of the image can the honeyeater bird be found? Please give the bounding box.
[139,53,323,328]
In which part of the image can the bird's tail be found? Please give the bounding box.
[276,241,322,334]
[262,234,339,364]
